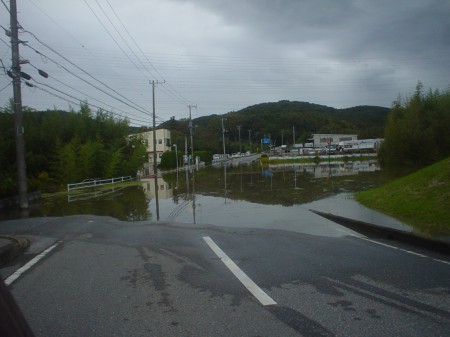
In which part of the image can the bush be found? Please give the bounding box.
[194,150,213,163]
[0,177,16,198]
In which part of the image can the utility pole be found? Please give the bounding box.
[237,125,241,153]
[222,118,226,159]
[150,80,164,220]
[292,126,296,146]
[188,104,197,224]
[248,129,251,152]
[10,0,28,209]
[188,104,197,167]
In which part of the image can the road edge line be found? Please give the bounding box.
[5,241,62,286]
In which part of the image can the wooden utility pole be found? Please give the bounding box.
[150,80,164,220]
[237,125,241,153]
[10,0,28,209]
[188,104,197,166]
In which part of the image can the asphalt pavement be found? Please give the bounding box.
[1,205,450,336]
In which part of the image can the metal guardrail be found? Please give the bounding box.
[67,176,133,193]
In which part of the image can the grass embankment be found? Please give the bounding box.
[355,157,450,237]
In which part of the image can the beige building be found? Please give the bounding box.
[132,129,171,176]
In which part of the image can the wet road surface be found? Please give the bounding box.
[1,215,449,336]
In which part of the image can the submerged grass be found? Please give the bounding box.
[355,157,450,237]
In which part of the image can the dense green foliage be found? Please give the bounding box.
[378,83,450,168]
[159,150,213,169]
[0,103,147,197]
[162,101,389,155]
[159,150,177,169]
[355,157,450,236]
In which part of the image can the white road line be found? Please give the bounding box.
[203,236,277,306]
[5,241,62,286]
[432,258,450,265]
[343,233,450,266]
[359,237,428,257]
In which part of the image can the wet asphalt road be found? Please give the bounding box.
[1,215,450,337]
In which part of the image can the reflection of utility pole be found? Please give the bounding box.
[10,0,28,209]
[248,130,251,152]
[222,118,227,202]
[151,80,164,220]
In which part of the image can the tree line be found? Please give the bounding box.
[378,82,450,167]
[2,82,448,198]
[0,102,147,198]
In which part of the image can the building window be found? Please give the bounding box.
[159,153,163,158]
[158,139,162,144]
[166,138,171,147]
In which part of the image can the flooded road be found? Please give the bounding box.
[2,159,405,236]
[150,160,411,236]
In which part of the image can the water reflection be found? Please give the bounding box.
[165,160,383,209]
[1,160,390,223]
[43,184,151,221]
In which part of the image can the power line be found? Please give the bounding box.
[26,62,149,122]
[84,0,146,82]
[22,41,151,117]
[88,0,193,108]
[26,81,152,126]
[104,0,164,81]
[0,81,11,92]
[22,31,151,114]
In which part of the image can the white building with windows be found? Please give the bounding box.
[308,134,357,147]
[133,129,171,176]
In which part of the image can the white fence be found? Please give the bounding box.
[67,176,133,193]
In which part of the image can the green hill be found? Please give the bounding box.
[162,100,389,154]
[355,157,450,236]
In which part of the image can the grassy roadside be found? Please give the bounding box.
[355,157,450,237]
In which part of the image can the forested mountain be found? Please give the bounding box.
[163,100,389,154]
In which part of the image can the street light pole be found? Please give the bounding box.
[173,144,178,173]
[173,144,179,189]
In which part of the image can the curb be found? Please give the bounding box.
[0,236,30,265]
[310,210,450,255]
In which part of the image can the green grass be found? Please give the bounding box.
[355,157,450,237]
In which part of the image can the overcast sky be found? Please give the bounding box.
[1,0,449,126]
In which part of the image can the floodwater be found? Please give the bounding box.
[1,159,412,237]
